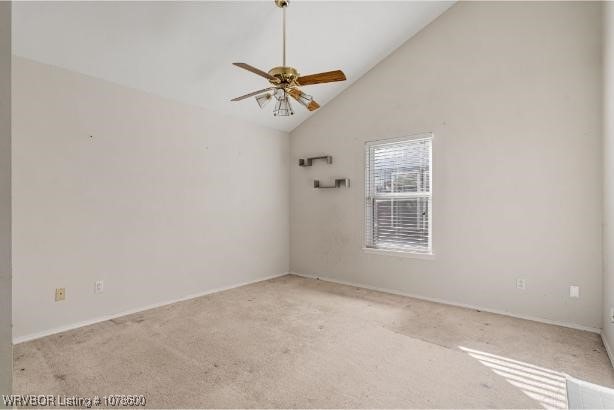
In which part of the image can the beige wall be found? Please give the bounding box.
[604,1,614,361]
[0,1,11,399]
[12,57,290,340]
[290,2,603,330]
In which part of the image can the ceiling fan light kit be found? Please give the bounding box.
[231,0,346,117]
[273,89,294,116]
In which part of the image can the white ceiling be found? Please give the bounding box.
[12,1,453,132]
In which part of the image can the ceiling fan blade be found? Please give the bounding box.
[287,88,320,111]
[233,63,277,82]
[307,100,320,111]
[296,70,346,86]
[231,88,274,102]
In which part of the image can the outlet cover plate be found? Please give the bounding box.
[95,280,104,294]
[516,279,526,290]
[55,288,65,302]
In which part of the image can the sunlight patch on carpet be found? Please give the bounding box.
[459,346,567,410]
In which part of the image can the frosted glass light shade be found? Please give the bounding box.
[255,93,272,109]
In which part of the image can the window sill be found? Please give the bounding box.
[362,247,435,260]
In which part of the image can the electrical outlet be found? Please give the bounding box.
[570,286,580,298]
[610,307,614,323]
[516,279,526,290]
[95,280,104,294]
[55,288,65,302]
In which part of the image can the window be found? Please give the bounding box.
[365,134,432,255]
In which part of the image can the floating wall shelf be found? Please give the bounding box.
[298,156,333,167]
[314,179,350,189]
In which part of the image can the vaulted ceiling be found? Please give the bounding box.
[12,1,454,132]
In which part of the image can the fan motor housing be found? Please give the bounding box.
[268,66,299,86]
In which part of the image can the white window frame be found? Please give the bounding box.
[363,133,434,258]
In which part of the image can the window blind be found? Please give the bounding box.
[365,136,432,254]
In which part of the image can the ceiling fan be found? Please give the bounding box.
[231,0,347,116]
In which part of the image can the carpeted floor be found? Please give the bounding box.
[13,274,614,409]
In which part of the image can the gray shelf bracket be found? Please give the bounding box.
[299,156,333,167]
[314,179,350,189]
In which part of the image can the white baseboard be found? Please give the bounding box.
[16,271,603,344]
[291,272,602,334]
[13,272,290,344]
[603,332,614,369]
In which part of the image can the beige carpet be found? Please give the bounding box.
[13,275,614,409]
